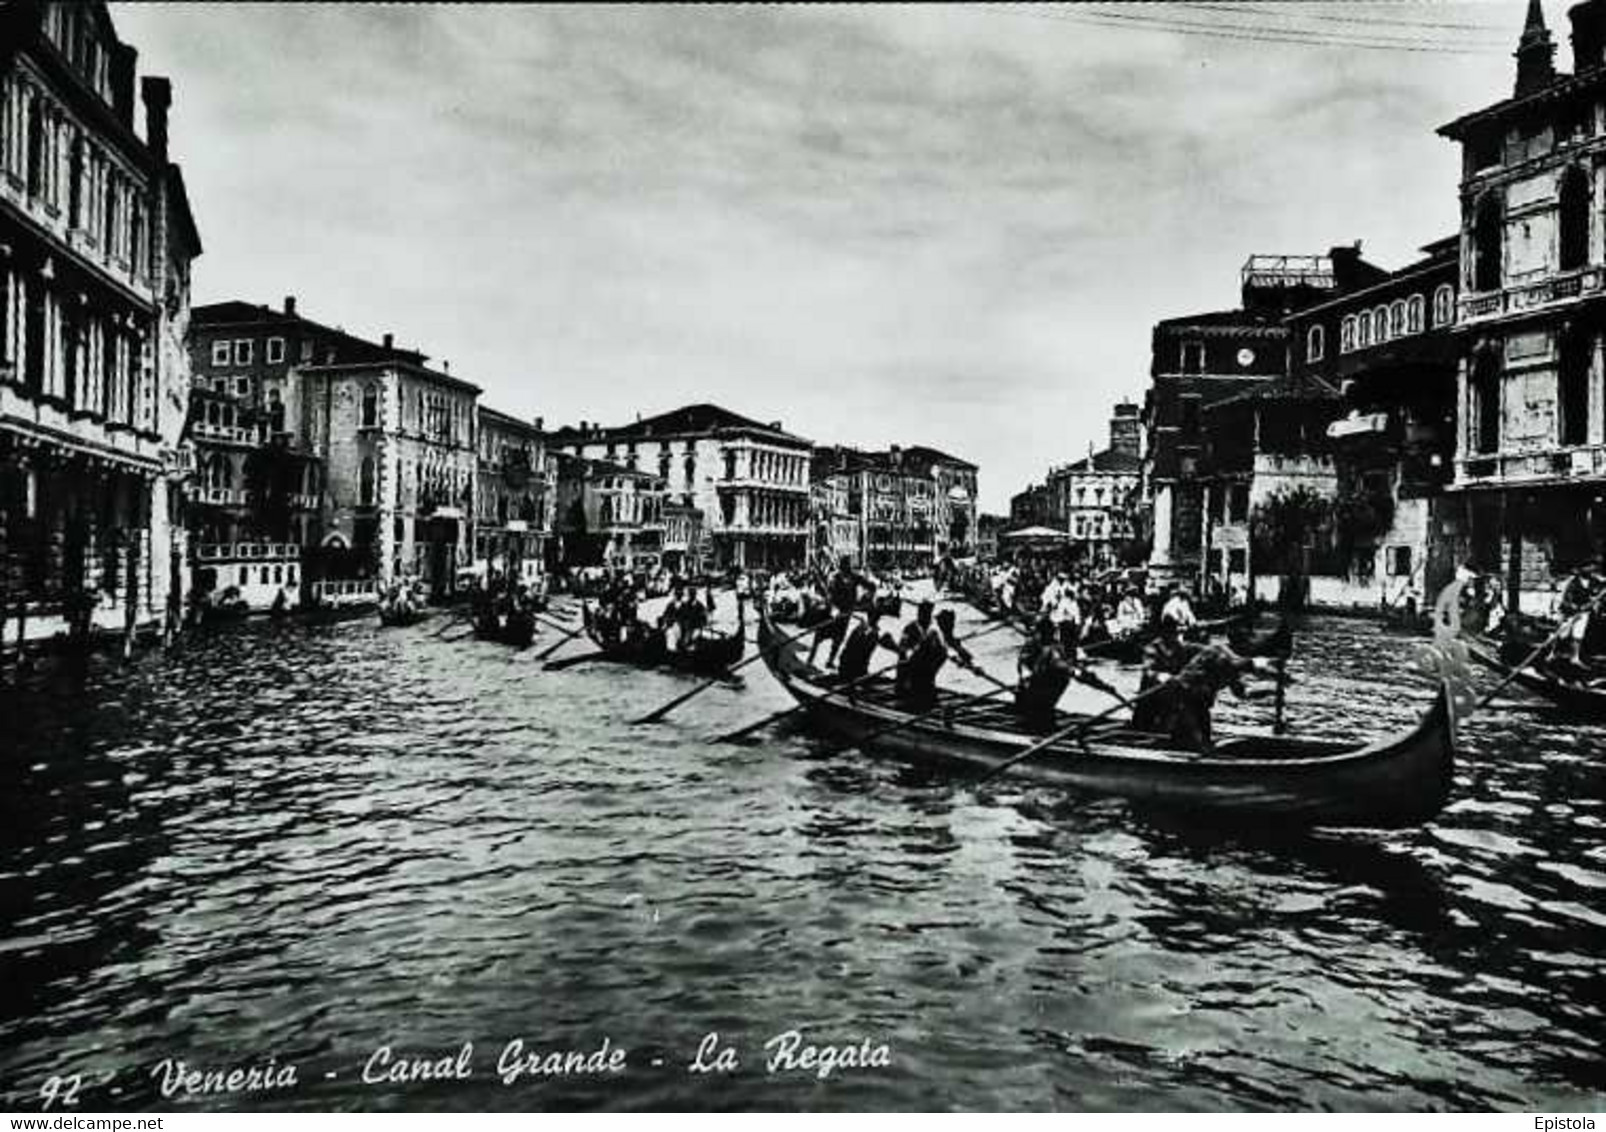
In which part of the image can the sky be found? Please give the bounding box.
[112,2,1528,512]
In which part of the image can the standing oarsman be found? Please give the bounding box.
[808,556,866,668]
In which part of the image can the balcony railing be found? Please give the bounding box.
[1457,443,1606,485]
[1458,266,1606,325]
[194,542,303,562]
[196,487,246,506]
[193,422,262,446]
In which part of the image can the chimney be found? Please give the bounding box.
[382,333,394,349]
[283,295,297,316]
[443,360,450,374]
[534,416,544,432]
[1572,0,1606,71]
[140,76,171,162]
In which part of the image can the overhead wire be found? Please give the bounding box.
[979,3,1511,55]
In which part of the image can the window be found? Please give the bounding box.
[1473,192,1504,292]
[1228,548,1247,575]
[1559,165,1590,271]
[1389,300,1406,339]
[1472,351,1501,455]
[1206,548,1223,577]
[1340,315,1356,353]
[267,337,285,364]
[1180,340,1205,374]
[1406,294,1425,335]
[233,339,253,365]
[1433,284,1454,328]
[360,456,376,506]
[1229,484,1249,523]
[210,340,230,367]
[1389,546,1413,578]
[360,384,378,428]
[1560,330,1590,446]
[1180,397,1200,438]
[235,376,249,396]
[1357,312,1372,349]
[1306,324,1324,363]
[1372,307,1388,343]
[300,340,313,362]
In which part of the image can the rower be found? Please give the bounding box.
[1133,632,1286,753]
[1557,563,1599,664]
[837,608,896,683]
[896,603,974,709]
[1161,585,1199,636]
[1015,616,1073,731]
[808,556,866,668]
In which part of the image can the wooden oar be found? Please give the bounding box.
[710,616,1018,743]
[820,682,1018,758]
[975,675,1184,786]
[544,648,609,671]
[535,618,589,661]
[1472,586,1606,711]
[629,605,850,726]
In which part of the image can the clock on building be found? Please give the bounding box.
[1237,347,1256,367]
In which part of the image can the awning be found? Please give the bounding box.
[1327,412,1389,439]
[1002,525,1070,541]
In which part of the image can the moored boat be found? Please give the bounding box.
[754,611,1455,831]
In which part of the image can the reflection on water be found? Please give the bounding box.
[0,606,1602,1111]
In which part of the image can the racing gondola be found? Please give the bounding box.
[754,610,1455,831]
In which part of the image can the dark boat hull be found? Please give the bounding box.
[757,616,1454,830]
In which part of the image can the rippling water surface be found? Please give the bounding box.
[1,599,1603,1112]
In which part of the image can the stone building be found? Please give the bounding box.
[810,447,861,569]
[299,357,479,596]
[186,298,431,552]
[474,406,553,585]
[1046,404,1144,569]
[550,404,811,571]
[0,1,201,646]
[1143,249,1388,585]
[551,452,665,572]
[1009,481,1054,530]
[1286,236,1461,609]
[1437,0,1606,610]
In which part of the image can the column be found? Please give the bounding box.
[1592,331,1606,448]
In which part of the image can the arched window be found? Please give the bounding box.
[1306,323,1324,362]
[1340,315,1356,353]
[1389,300,1406,338]
[359,456,375,506]
[1433,283,1455,327]
[1559,165,1591,271]
[1357,312,1372,349]
[1372,307,1389,343]
[1406,295,1424,334]
[1473,192,1504,292]
[360,384,378,428]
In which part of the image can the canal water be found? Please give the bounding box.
[0,598,1602,1112]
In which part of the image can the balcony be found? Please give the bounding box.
[193,421,262,446]
[194,542,303,562]
[1455,443,1606,487]
[1457,266,1606,327]
[195,486,246,506]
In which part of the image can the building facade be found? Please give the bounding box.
[1143,249,1388,584]
[475,406,553,584]
[1044,402,1143,567]
[300,358,480,595]
[1438,0,1606,609]
[551,404,812,571]
[1286,237,1461,608]
[551,453,666,572]
[0,1,201,645]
